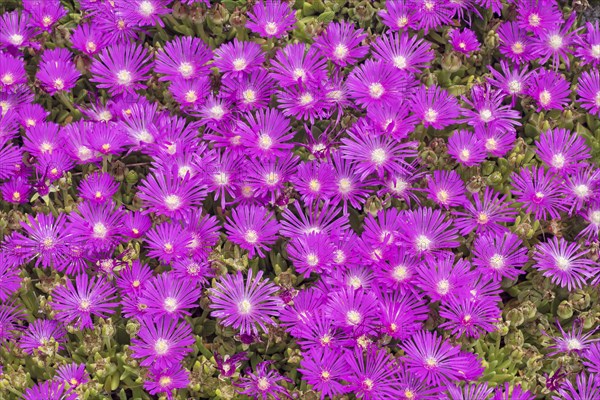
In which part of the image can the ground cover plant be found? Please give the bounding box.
[1,0,600,399]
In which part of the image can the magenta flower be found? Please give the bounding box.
[12,212,70,269]
[378,0,418,31]
[71,23,107,56]
[224,205,280,258]
[511,166,568,220]
[416,252,473,301]
[461,84,521,136]
[271,43,327,88]
[330,152,372,213]
[0,52,26,92]
[313,21,368,67]
[0,11,34,49]
[413,0,453,33]
[516,1,563,34]
[276,84,329,123]
[575,21,600,66]
[343,346,401,399]
[448,130,487,167]
[536,128,590,174]
[453,187,517,236]
[439,295,501,339]
[412,84,460,129]
[237,108,294,159]
[50,274,118,329]
[426,169,468,209]
[154,36,212,82]
[326,287,379,335]
[497,22,536,64]
[209,270,282,335]
[577,70,600,117]
[246,0,296,38]
[213,39,265,78]
[78,171,119,204]
[37,48,80,95]
[450,28,481,54]
[287,232,334,278]
[375,246,419,292]
[399,207,460,255]
[346,60,412,110]
[19,319,67,355]
[472,232,528,281]
[533,237,594,291]
[56,363,89,388]
[487,60,531,108]
[236,361,292,400]
[531,13,578,70]
[140,273,200,320]
[90,43,151,95]
[548,320,597,356]
[119,0,171,27]
[23,381,77,400]
[373,31,433,74]
[130,316,195,369]
[221,69,274,112]
[527,68,571,111]
[144,365,190,400]
[67,200,124,252]
[378,290,428,340]
[298,348,348,399]
[493,383,535,400]
[291,161,336,205]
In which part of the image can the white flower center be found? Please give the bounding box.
[164,194,182,210]
[163,297,178,313]
[93,222,108,239]
[591,210,600,225]
[333,43,349,60]
[154,339,169,355]
[436,279,450,295]
[299,93,313,105]
[567,338,582,351]
[209,105,225,120]
[551,153,565,169]
[393,265,407,281]
[184,90,197,103]
[116,70,132,85]
[243,89,256,103]
[346,310,362,325]
[424,108,438,123]
[574,184,590,198]
[257,377,270,391]
[371,148,387,165]
[437,190,449,204]
[539,90,552,106]
[9,33,23,46]
[308,179,321,192]
[415,234,431,251]
[232,58,247,71]
[490,254,505,270]
[214,172,229,185]
[258,134,272,149]
[178,62,194,78]
[485,138,497,151]
[85,41,97,53]
[508,80,522,94]
[139,0,155,17]
[459,148,471,162]
[592,45,600,59]
[393,55,407,69]
[369,82,385,99]
[265,172,279,185]
[338,178,352,193]
[1,73,14,85]
[306,253,319,266]
[238,299,252,314]
[293,68,306,81]
[480,109,493,122]
[265,21,278,35]
[511,42,524,54]
[549,34,563,50]
[555,256,570,271]
[244,229,258,244]
[528,13,541,27]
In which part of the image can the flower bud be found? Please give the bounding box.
[557,300,573,320]
[506,308,524,327]
[441,53,462,73]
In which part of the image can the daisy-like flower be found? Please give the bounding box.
[450,28,481,55]
[453,187,517,236]
[511,166,568,220]
[237,108,294,159]
[37,48,81,95]
[19,320,67,355]
[298,348,348,399]
[531,13,578,70]
[553,373,600,400]
[343,347,401,399]
[0,263,20,300]
[313,21,368,67]
[472,232,528,281]
[276,84,329,123]
[287,232,334,278]
[169,76,210,109]
[579,201,600,242]
[533,237,594,290]
[492,383,535,400]
[119,0,170,27]
[396,369,443,400]
[246,0,296,38]
[90,43,152,95]
[246,154,298,204]
[416,252,473,301]
[340,122,417,180]
[0,177,30,204]
[56,363,89,388]
[575,21,600,67]
[412,84,460,129]
[372,31,434,74]
[487,61,531,107]
[213,39,265,77]
[144,365,190,400]
[209,270,282,335]
[562,167,600,214]
[271,43,327,88]
[378,290,429,340]
[236,361,292,400]
[448,383,494,400]
[439,295,501,339]
[138,169,206,220]
[50,274,118,329]
[23,121,62,157]
[583,343,600,375]
[378,0,418,31]
[497,21,536,64]
[145,221,192,264]
[291,161,336,205]
[154,36,212,82]
[326,287,379,335]
[0,11,34,49]
[26,0,67,32]
[527,68,571,111]
[116,260,153,294]
[71,23,106,56]
[426,169,468,209]
[78,172,119,204]
[346,60,411,110]
[13,212,71,269]
[0,142,22,179]
[330,152,371,214]
[18,103,49,130]
[224,205,280,258]
[36,150,75,182]
[461,84,521,136]
[401,330,466,385]
[23,381,77,400]
[123,211,152,240]
[399,207,460,255]
[140,273,200,320]
[279,287,325,335]
[448,130,487,167]
[221,70,274,112]
[0,52,27,92]
[536,128,590,174]
[413,0,454,33]
[548,320,597,356]
[361,207,405,250]
[375,246,419,292]
[577,69,600,117]
[367,103,418,140]
[67,200,124,252]
[130,316,195,369]
[516,0,563,35]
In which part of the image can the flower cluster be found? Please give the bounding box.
[0,0,599,399]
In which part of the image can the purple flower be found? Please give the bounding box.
[224,205,280,258]
[246,0,296,38]
[19,319,67,355]
[291,161,336,205]
[378,290,428,340]
[0,52,26,92]
[237,108,294,160]
[71,23,107,56]
[413,0,453,33]
[78,171,119,204]
[144,365,190,400]
[497,21,536,64]
[221,70,274,112]
[56,363,89,388]
[536,128,590,174]
[313,21,368,67]
[330,152,371,213]
[90,43,152,95]
[130,316,195,369]
[472,232,528,281]
[236,361,292,400]
[26,0,67,32]
[561,167,600,214]
[119,0,171,27]
[378,0,418,31]
[448,129,487,167]
[533,237,594,290]
[213,39,265,78]
[426,169,468,209]
[287,232,334,278]
[399,207,460,255]
[450,28,480,54]
[276,84,329,123]
[412,85,460,129]
[548,320,597,356]
[439,295,500,339]
[67,200,124,252]
[140,273,200,320]
[577,70,600,117]
[447,383,494,400]
[271,43,327,88]
[373,31,434,74]
[461,84,521,136]
[298,348,348,399]
[416,252,473,301]
[326,287,379,335]
[214,351,247,378]
[23,381,77,400]
[50,274,118,329]
[453,187,517,236]
[346,60,412,110]
[145,221,192,264]
[13,212,70,269]
[37,48,80,95]
[511,166,567,220]
[0,177,30,205]
[554,373,600,400]
[531,13,578,69]
[527,68,571,111]
[575,21,600,67]
[343,346,401,399]
[0,11,34,49]
[492,383,535,400]
[154,36,212,82]
[209,269,282,335]
[401,330,466,385]
[487,60,531,109]
[375,246,419,292]
[516,0,563,34]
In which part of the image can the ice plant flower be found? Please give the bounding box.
[412,85,460,129]
[535,128,590,174]
[511,166,568,220]
[450,28,481,55]
[346,60,411,110]
[314,21,369,67]
[246,0,296,38]
[527,68,571,111]
[90,43,152,95]
[472,232,528,281]
[224,205,280,258]
[576,69,600,117]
